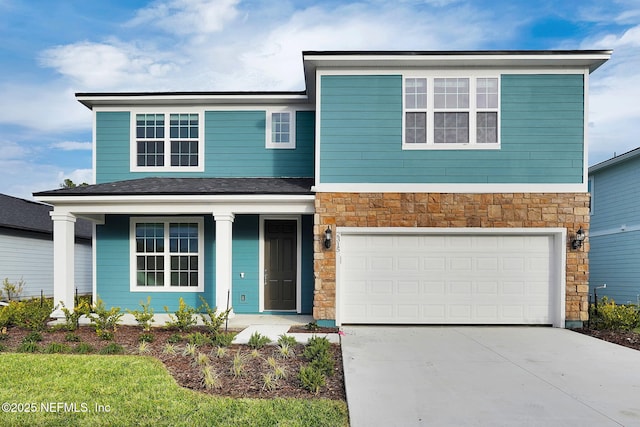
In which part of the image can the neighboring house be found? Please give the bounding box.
[0,193,92,299]
[34,49,611,328]
[588,148,640,305]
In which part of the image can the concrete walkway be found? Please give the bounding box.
[341,326,640,427]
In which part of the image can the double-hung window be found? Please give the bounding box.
[131,218,204,292]
[266,109,296,149]
[133,112,204,171]
[403,75,499,149]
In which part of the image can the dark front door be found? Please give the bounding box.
[264,219,297,310]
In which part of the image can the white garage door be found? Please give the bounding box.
[338,231,557,325]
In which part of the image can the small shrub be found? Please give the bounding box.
[74,343,94,354]
[273,365,287,380]
[202,365,222,390]
[44,342,71,354]
[164,298,197,332]
[2,277,25,301]
[247,331,271,349]
[310,353,335,377]
[231,351,246,377]
[0,327,7,341]
[64,333,81,342]
[303,336,331,361]
[127,296,155,331]
[167,333,183,343]
[13,298,54,331]
[277,334,298,347]
[305,321,319,332]
[17,341,40,353]
[590,297,640,331]
[0,305,14,329]
[0,344,6,352]
[262,372,278,391]
[212,332,235,347]
[60,300,91,331]
[99,343,124,355]
[88,298,124,339]
[193,352,210,367]
[138,333,155,343]
[213,346,227,358]
[183,343,198,357]
[138,341,151,354]
[198,296,231,336]
[186,332,211,347]
[23,331,43,343]
[298,366,326,394]
[278,343,295,359]
[162,343,177,355]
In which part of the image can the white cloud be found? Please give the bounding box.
[128,0,240,35]
[0,140,30,160]
[39,41,179,90]
[0,83,90,132]
[51,141,92,151]
[582,24,640,164]
[56,169,94,187]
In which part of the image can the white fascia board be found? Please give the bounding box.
[312,183,588,194]
[77,94,311,109]
[304,52,611,74]
[35,195,316,215]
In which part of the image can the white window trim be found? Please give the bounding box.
[401,73,500,150]
[266,108,296,149]
[129,217,205,292]
[130,109,205,172]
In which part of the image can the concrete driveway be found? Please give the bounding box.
[341,326,640,427]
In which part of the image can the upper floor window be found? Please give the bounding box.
[132,112,204,171]
[403,75,499,150]
[266,109,295,149]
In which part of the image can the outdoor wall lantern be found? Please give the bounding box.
[571,226,585,250]
[324,226,332,249]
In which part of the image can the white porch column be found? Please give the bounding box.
[214,213,234,314]
[50,212,76,318]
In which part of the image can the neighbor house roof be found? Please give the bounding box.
[589,147,640,174]
[33,177,315,197]
[0,193,92,239]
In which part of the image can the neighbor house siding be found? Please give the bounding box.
[95,215,215,311]
[318,74,585,184]
[589,156,640,305]
[0,230,91,299]
[95,110,314,183]
[590,232,640,305]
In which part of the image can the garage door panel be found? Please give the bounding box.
[339,233,554,325]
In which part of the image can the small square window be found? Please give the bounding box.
[267,110,296,149]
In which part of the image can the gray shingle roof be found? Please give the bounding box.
[0,194,92,239]
[34,177,315,196]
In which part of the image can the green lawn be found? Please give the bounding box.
[0,353,348,427]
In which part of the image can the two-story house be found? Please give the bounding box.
[35,50,611,328]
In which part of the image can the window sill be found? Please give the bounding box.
[402,143,501,150]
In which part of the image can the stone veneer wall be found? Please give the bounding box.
[313,193,590,325]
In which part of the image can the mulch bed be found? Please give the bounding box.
[572,327,640,352]
[0,325,345,400]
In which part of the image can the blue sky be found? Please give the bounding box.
[1,0,639,199]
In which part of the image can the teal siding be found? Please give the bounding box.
[95,214,314,314]
[319,74,585,184]
[232,215,260,313]
[95,110,314,183]
[589,155,640,304]
[95,215,215,312]
[95,112,130,184]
